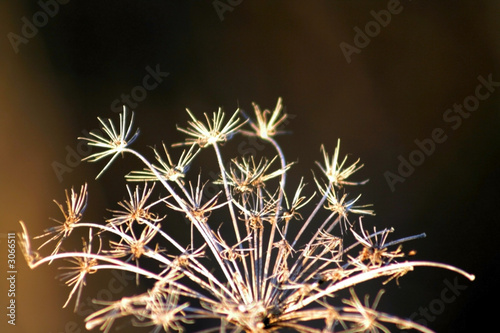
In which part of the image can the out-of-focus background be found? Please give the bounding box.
[1,1,499,332]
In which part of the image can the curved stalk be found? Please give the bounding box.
[286,261,475,313]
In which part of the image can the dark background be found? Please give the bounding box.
[1,1,499,332]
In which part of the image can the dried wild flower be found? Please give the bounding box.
[58,229,100,311]
[34,183,88,257]
[175,108,245,148]
[20,99,474,332]
[79,106,140,179]
[125,143,199,183]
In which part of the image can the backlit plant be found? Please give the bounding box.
[19,98,474,332]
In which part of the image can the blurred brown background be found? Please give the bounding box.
[1,1,499,332]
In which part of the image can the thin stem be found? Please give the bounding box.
[124,148,244,298]
[139,219,237,302]
[287,212,338,284]
[262,136,287,300]
[212,144,251,302]
[213,144,241,243]
[286,261,475,313]
[32,252,161,280]
[290,182,332,248]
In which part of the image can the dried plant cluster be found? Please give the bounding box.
[19,98,474,333]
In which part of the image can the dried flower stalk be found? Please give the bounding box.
[19,99,474,332]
